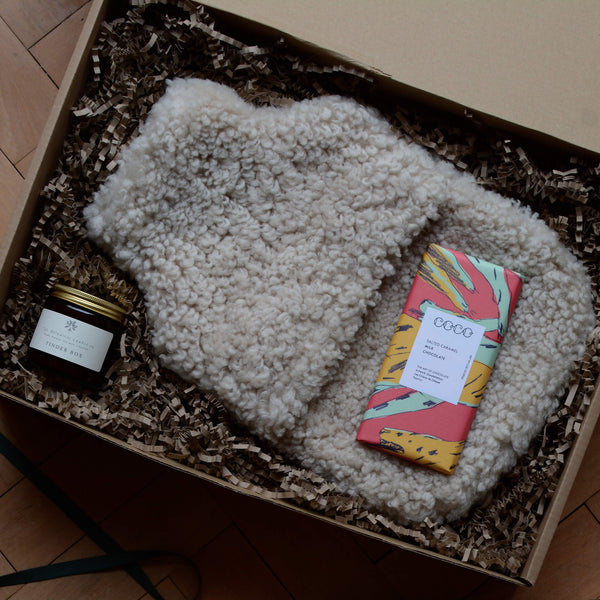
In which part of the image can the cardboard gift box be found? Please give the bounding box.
[0,0,599,587]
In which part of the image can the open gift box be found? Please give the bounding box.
[0,0,599,587]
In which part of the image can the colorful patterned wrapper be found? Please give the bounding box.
[356,244,523,475]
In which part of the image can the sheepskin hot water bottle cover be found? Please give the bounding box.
[84,78,594,523]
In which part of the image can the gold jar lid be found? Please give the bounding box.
[51,284,128,324]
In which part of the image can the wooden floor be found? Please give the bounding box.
[1,2,600,598]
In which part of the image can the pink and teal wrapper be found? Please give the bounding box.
[356,243,523,474]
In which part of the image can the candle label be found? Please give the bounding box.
[30,308,113,372]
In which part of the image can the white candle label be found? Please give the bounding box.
[30,308,113,372]
[399,307,485,405]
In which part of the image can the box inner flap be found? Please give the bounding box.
[205,0,600,155]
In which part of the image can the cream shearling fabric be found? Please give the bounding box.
[84,78,594,523]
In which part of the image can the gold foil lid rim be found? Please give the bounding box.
[51,284,127,324]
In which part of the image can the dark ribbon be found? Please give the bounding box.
[0,430,201,598]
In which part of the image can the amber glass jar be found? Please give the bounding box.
[28,284,127,387]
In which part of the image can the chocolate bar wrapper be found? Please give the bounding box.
[356,244,523,475]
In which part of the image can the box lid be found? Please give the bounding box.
[204,0,600,155]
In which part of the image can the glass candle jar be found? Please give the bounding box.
[28,284,128,387]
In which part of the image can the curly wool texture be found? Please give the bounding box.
[85,78,594,522]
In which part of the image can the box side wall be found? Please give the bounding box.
[0,386,525,585]
[0,0,110,306]
[203,4,600,161]
[203,0,600,156]
[520,378,600,584]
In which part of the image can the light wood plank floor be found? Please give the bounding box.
[1,2,600,598]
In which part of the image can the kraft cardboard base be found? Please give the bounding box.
[0,0,599,579]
